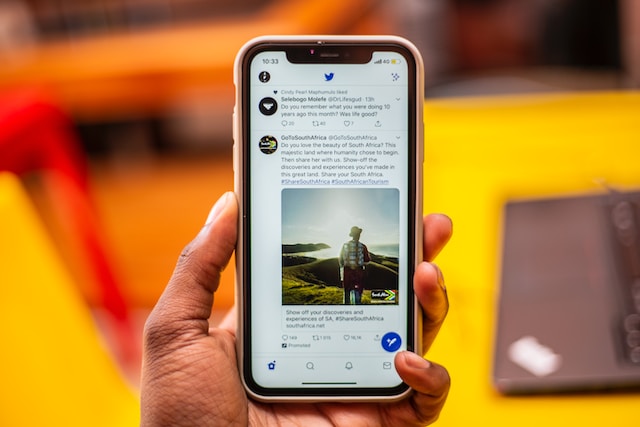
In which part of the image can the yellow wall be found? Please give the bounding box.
[423,91,640,425]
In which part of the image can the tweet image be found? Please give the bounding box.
[281,188,400,306]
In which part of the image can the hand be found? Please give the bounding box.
[140,192,452,426]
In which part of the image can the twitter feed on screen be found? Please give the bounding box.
[246,49,415,388]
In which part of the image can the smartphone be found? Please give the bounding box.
[233,35,424,401]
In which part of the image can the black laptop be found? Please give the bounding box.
[493,190,640,394]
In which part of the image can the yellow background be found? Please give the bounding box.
[424,91,640,425]
[0,172,139,426]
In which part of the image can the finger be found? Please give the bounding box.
[145,192,238,341]
[394,351,450,426]
[423,214,452,262]
[414,261,448,352]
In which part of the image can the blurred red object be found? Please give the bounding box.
[0,91,87,189]
[0,91,137,370]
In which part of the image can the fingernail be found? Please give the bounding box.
[403,351,431,369]
[433,263,446,292]
[205,192,231,226]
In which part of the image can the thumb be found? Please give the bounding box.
[145,192,238,341]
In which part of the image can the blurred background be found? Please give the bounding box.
[0,0,639,425]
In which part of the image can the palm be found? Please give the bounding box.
[250,398,426,427]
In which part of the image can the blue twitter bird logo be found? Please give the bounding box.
[324,72,335,81]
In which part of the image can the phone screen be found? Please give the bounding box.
[235,37,423,400]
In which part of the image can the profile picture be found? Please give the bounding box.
[258,97,278,116]
[259,135,278,154]
[259,71,271,83]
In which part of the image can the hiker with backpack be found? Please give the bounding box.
[339,226,371,305]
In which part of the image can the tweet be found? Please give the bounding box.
[252,74,407,188]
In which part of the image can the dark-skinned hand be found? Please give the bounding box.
[141,192,452,426]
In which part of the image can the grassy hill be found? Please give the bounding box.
[282,243,330,253]
[282,255,399,305]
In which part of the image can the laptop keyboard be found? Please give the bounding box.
[609,198,640,364]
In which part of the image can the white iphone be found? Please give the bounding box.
[233,35,424,401]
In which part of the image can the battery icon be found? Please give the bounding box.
[391,59,401,64]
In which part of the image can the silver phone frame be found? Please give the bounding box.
[233,35,424,402]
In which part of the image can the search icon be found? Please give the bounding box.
[306,362,315,370]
